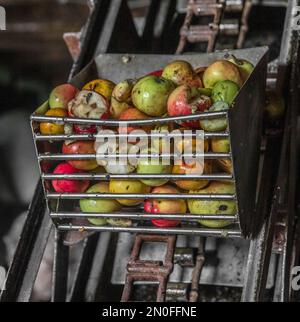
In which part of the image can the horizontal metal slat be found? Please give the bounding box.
[42,173,233,180]
[57,224,242,238]
[47,192,236,200]
[50,211,238,221]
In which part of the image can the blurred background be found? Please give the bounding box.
[0,0,288,301]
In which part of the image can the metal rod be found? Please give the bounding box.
[47,192,236,200]
[50,212,238,221]
[35,132,230,141]
[31,110,228,125]
[38,152,232,160]
[57,224,242,237]
[42,173,233,180]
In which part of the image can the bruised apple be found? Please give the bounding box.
[162,60,202,87]
[110,79,136,118]
[62,140,98,170]
[52,162,89,193]
[68,90,109,134]
[109,179,150,206]
[167,85,211,127]
[188,181,236,228]
[82,79,115,100]
[144,185,187,227]
[172,160,212,191]
[211,138,232,174]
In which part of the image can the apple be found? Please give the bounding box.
[225,54,254,82]
[82,79,115,100]
[174,134,209,154]
[62,140,98,170]
[202,60,242,89]
[110,79,136,118]
[40,108,67,135]
[188,181,236,228]
[80,182,121,226]
[109,179,150,206]
[167,85,211,127]
[210,136,232,173]
[151,124,172,153]
[144,185,187,227]
[68,90,109,134]
[162,60,202,87]
[172,160,212,190]
[199,101,229,132]
[51,162,89,193]
[211,138,230,153]
[49,84,79,109]
[132,75,175,117]
[118,107,152,134]
[211,80,240,105]
[95,141,136,174]
[147,70,163,77]
[265,91,285,121]
[137,148,172,186]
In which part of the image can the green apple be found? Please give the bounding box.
[211,80,240,105]
[132,76,175,116]
[137,148,172,186]
[199,101,229,132]
[226,54,254,82]
[79,182,121,226]
[188,181,236,228]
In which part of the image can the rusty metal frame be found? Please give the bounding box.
[121,235,176,302]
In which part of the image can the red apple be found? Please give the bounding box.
[167,85,211,127]
[144,185,187,227]
[51,162,89,193]
[49,84,79,109]
[118,107,152,134]
[147,70,163,77]
[62,140,98,170]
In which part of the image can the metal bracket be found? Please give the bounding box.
[121,234,176,302]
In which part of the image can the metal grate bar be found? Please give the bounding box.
[42,173,233,180]
[50,211,238,221]
[57,225,242,238]
[47,192,236,200]
[34,132,230,140]
[30,110,228,124]
[38,152,232,160]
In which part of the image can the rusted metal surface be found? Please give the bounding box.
[189,238,205,302]
[176,0,252,53]
[63,32,82,61]
[121,235,176,302]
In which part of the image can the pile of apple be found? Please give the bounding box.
[39,54,254,229]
